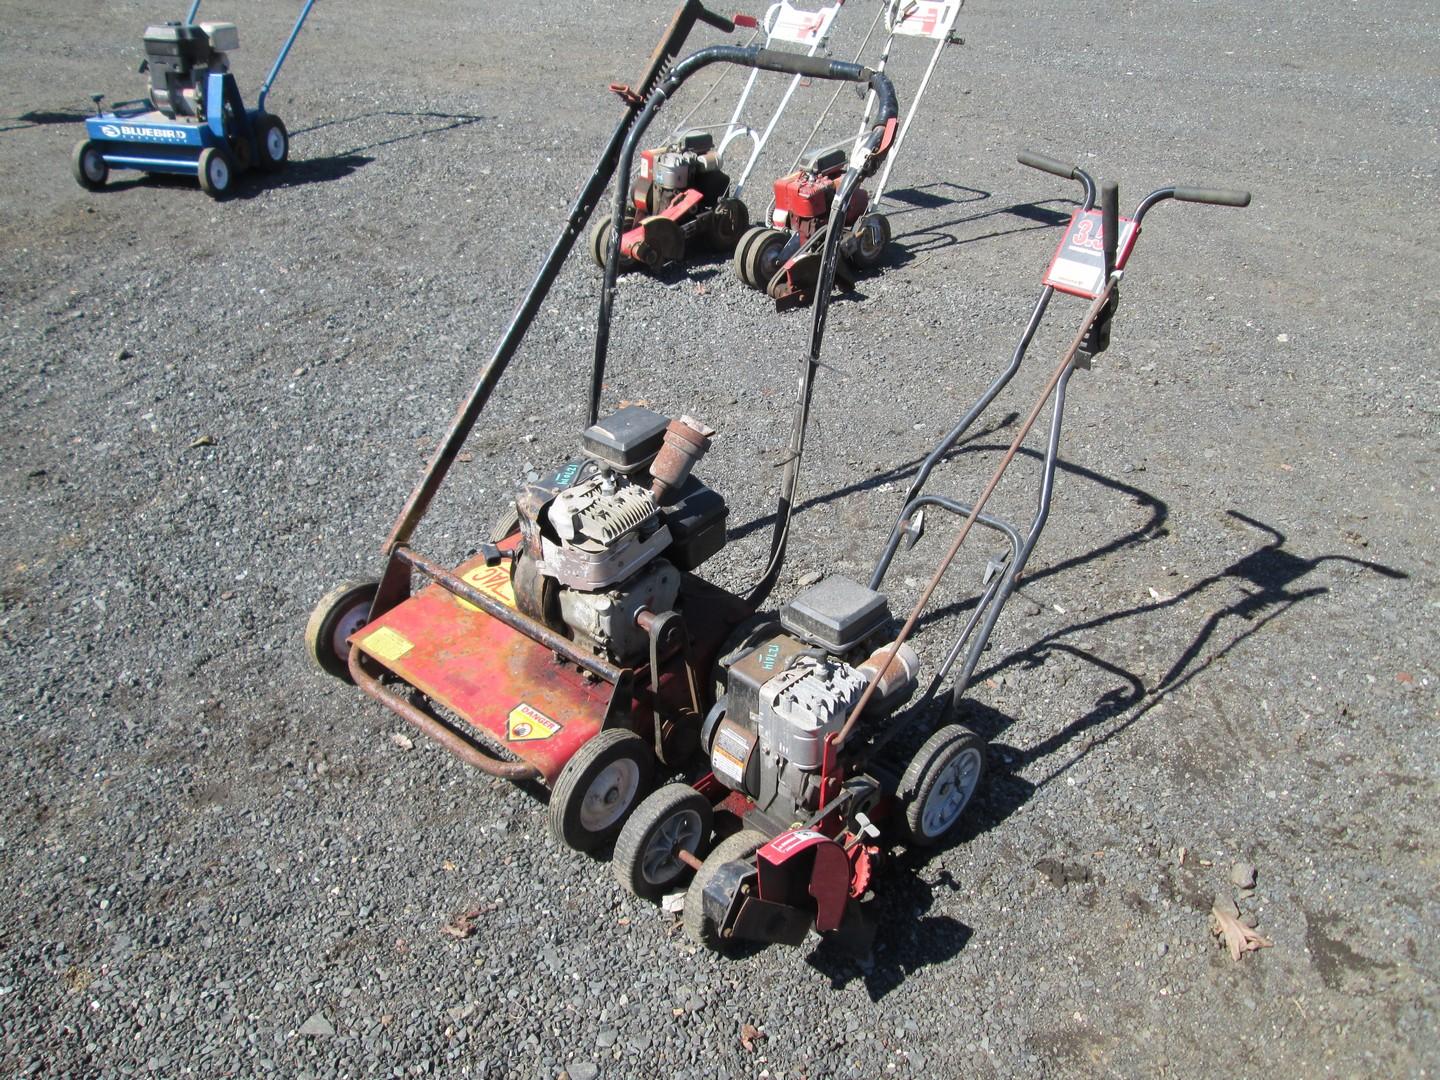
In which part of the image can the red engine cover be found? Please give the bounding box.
[773,171,834,221]
[772,172,871,231]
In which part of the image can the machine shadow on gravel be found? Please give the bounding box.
[967,511,1408,790]
[887,185,1075,259]
[1,108,91,133]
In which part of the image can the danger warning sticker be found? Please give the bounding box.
[505,703,561,742]
[458,563,517,612]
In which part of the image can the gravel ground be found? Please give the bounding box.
[1,0,1436,1077]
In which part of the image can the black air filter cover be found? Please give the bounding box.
[780,576,890,652]
[581,406,669,474]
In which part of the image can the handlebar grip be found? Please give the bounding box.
[696,5,736,32]
[868,70,899,125]
[1018,149,1078,180]
[753,48,867,81]
[1172,186,1251,207]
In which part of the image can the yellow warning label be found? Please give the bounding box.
[506,703,561,742]
[458,563,517,612]
[361,625,414,663]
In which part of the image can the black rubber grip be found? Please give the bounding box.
[753,48,866,81]
[1017,150,1077,180]
[696,4,735,32]
[1172,186,1251,207]
[868,70,898,124]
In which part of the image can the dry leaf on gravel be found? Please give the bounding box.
[1211,895,1273,961]
[439,902,499,940]
[740,1022,766,1053]
[390,733,414,751]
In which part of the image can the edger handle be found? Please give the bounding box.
[634,1,747,100]
[1018,149,1081,180]
[752,48,868,81]
[1172,186,1252,207]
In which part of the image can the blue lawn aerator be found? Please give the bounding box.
[72,0,318,198]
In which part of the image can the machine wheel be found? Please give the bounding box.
[899,724,987,846]
[305,580,380,683]
[197,147,234,197]
[741,228,788,292]
[683,828,768,950]
[72,140,108,190]
[256,115,289,171]
[613,783,714,900]
[548,728,654,852]
[707,197,750,249]
[589,213,615,269]
[848,212,891,270]
[732,226,766,287]
[589,213,639,271]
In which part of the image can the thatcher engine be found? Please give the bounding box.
[708,577,921,829]
[510,406,727,665]
[141,21,239,119]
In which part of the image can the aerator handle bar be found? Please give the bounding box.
[257,0,320,113]
[589,45,898,606]
[380,2,743,564]
[840,156,1249,749]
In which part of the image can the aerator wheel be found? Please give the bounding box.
[613,783,714,900]
[899,724,987,846]
[743,228,788,293]
[683,828,767,951]
[548,728,654,853]
[305,580,380,683]
[848,212,891,270]
[72,140,108,191]
[707,197,750,249]
[256,115,289,171]
[197,147,233,198]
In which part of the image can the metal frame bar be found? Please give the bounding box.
[257,0,320,113]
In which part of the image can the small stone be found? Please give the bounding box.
[390,733,415,752]
[661,892,686,914]
[568,1065,599,1080]
[298,1011,335,1038]
[796,570,823,587]
[596,1029,618,1049]
[1230,862,1257,889]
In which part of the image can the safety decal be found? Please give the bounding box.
[505,703,562,742]
[361,625,414,663]
[459,563,517,611]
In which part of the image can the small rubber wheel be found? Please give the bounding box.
[744,228,788,293]
[548,728,654,853]
[197,146,233,197]
[732,225,767,287]
[305,580,380,683]
[613,783,714,900]
[899,724,987,846]
[707,197,750,249]
[848,212,891,270]
[588,213,615,269]
[72,140,108,190]
[256,114,289,171]
[683,828,768,950]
